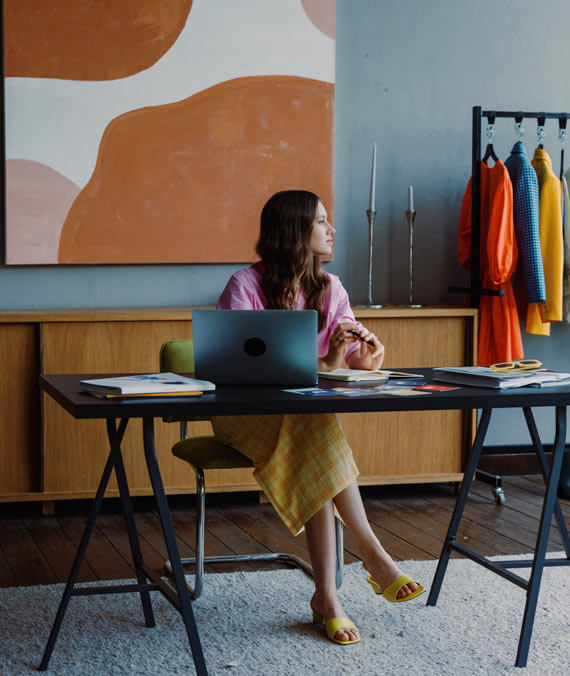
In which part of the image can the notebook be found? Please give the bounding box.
[192,309,318,385]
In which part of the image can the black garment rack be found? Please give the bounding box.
[451,106,570,505]
[450,105,569,308]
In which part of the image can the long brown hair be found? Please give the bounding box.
[256,190,330,329]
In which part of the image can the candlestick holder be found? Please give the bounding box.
[405,209,422,307]
[357,208,383,308]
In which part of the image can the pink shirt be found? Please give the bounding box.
[217,261,363,359]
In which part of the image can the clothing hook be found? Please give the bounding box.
[537,115,546,147]
[514,113,524,140]
[558,114,567,145]
[485,112,496,141]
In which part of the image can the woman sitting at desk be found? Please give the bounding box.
[213,190,424,646]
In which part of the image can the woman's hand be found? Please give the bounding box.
[346,325,385,371]
[345,325,384,371]
[318,322,356,371]
[318,322,385,372]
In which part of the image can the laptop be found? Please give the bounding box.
[192,309,318,385]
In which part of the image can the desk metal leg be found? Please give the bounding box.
[427,407,492,606]
[522,408,570,555]
[142,417,207,676]
[39,419,129,671]
[516,405,567,667]
[107,419,155,628]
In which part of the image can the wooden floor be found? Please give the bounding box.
[0,475,568,588]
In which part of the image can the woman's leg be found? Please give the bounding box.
[333,482,420,598]
[305,500,359,642]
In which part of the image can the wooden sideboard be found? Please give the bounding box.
[0,306,476,507]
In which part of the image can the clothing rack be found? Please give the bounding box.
[452,107,570,505]
[450,105,570,308]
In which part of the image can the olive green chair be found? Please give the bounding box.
[160,339,344,599]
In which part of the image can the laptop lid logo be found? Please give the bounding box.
[244,337,266,357]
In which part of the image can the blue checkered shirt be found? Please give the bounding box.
[505,142,546,303]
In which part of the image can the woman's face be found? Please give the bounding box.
[309,201,334,257]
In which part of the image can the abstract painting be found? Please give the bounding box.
[3,0,335,264]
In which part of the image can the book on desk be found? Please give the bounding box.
[433,366,570,389]
[318,368,423,384]
[80,372,216,397]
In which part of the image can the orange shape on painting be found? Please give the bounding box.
[4,0,193,80]
[57,76,334,264]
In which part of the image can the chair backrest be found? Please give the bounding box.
[160,340,195,374]
[159,340,203,426]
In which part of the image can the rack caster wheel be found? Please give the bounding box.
[493,487,505,505]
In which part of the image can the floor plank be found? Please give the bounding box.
[95,512,167,578]
[216,502,313,564]
[0,476,567,588]
[55,515,134,581]
[23,516,96,583]
[366,494,498,557]
[1,520,57,586]
[0,547,17,588]
[507,475,570,517]
[460,492,564,551]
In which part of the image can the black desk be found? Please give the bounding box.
[39,370,570,672]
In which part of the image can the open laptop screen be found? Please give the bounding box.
[192,309,318,385]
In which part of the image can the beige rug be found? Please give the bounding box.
[0,555,568,675]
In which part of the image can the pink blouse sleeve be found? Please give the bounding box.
[216,269,266,310]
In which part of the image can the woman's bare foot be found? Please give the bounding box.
[310,592,359,643]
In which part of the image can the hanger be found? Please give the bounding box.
[482,113,498,163]
[482,142,499,163]
[537,115,546,149]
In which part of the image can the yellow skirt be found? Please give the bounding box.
[211,414,359,536]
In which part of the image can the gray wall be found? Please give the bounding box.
[2,0,570,444]
[334,0,570,445]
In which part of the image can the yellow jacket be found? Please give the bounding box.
[527,148,563,334]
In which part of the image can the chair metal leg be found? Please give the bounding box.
[192,466,206,600]
[165,465,345,598]
[335,514,344,588]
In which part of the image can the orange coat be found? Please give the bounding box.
[458,161,523,366]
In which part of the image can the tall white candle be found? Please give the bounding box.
[369,143,377,212]
[408,185,414,211]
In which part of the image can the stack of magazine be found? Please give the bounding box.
[80,372,216,398]
[432,366,570,389]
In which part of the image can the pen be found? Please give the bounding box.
[347,329,376,347]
